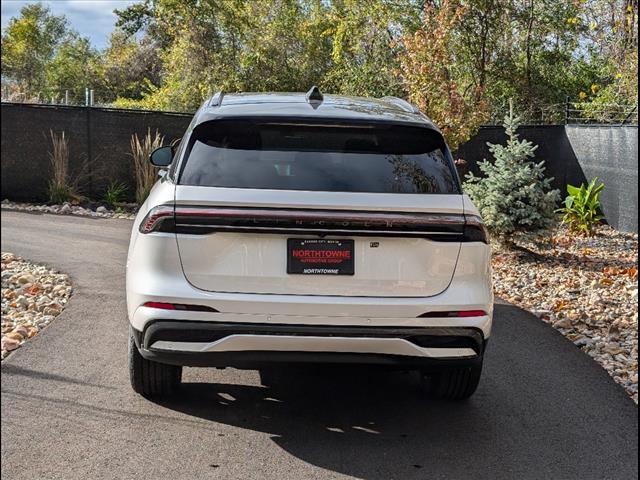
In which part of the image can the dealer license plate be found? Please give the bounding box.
[287,239,354,275]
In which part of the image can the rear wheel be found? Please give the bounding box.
[128,327,182,397]
[426,361,483,400]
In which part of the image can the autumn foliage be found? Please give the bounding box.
[398,1,489,152]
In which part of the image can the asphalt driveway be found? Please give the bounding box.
[1,210,638,480]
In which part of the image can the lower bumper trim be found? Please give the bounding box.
[139,349,484,370]
[133,320,486,369]
[151,335,477,358]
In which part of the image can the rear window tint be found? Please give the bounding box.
[178,120,459,194]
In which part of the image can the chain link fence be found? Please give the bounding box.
[1,87,128,109]
[489,100,638,125]
[2,87,638,125]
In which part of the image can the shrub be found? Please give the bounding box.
[130,128,164,205]
[47,130,76,204]
[103,180,128,207]
[556,178,605,236]
[463,107,560,244]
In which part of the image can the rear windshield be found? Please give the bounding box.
[178,120,460,194]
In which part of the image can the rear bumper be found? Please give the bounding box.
[132,321,486,369]
[126,231,494,335]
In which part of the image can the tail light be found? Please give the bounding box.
[462,215,489,243]
[139,205,175,233]
[140,205,488,242]
[419,310,487,318]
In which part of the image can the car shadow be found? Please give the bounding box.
[155,365,495,479]
[148,302,638,479]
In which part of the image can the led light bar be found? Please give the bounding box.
[139,205,488,243]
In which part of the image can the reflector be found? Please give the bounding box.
[142,302,218,312]
[419,310,487,318]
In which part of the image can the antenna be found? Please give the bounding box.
[305,86,323,104]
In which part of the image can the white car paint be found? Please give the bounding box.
[126,178,493,361]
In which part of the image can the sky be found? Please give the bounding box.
[1,0,138,49]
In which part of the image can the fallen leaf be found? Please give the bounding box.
[553,300,570,312]
[25,285,41,295]
[603,266,627,276]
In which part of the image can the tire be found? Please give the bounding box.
[428,362,483,400]
[128,327,182,398]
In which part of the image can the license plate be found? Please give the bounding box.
[287,239,354,275]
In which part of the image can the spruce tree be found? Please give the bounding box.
[463,108,560,243]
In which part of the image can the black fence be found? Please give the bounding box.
[1,102,637,232]
[457,124,638,233]
[1,103,191,203]
[565,126,638,234]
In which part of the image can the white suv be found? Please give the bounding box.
[126,87,493,400]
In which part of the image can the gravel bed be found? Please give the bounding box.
[493,225,638,403]
[1,199,136,219]
[1,252,73,360]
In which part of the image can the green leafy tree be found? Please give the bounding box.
[322,0,420,97]
[102,30,162,103]
[463,107,560,243]
[577,48,638,122]
[1,3,68,98]
[113,0,253,111]
[44,35,103,103]
[237,0,332,92]
[112,0,423,110]
[575,1,637,121]
[2,0,622,122]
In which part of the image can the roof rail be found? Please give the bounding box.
[208,91,225,107]
[380,96,420,114]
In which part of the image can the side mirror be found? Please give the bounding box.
[149,145,173,167]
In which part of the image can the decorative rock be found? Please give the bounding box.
[14,296,29,308]
[13,326,29,337]
[17,274,35,285]
[574,337,593,348]
[553,318,573,329]
[1,201,136,220]
[2,252,71,360]
[492,224,638,403]
[1,337,19,351]
[5,331,24,342]
[603,343,623,355]
[607,324,620,340]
